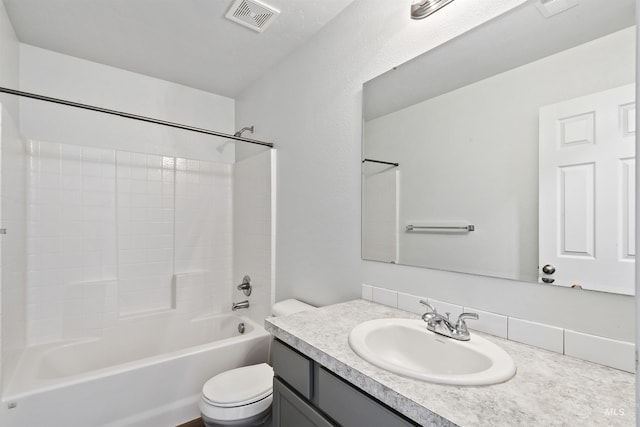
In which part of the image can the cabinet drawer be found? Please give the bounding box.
[317,368,417,427]
[272,339,314,399]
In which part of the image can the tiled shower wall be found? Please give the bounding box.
[0,107,27,393]
[116,152,175,315]
[175,156,233,314]
[26,139,233,345]
[233,150,275,324]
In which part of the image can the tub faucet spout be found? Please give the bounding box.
[232,300,250,311]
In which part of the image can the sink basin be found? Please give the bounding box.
[348,318,516,386]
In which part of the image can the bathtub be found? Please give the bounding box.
[0,312,271,427]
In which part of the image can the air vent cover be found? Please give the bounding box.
[225,0,280,33]
[535,0,579,18]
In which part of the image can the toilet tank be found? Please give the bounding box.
[271,299,314,317]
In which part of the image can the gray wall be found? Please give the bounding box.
[236,0,635,342]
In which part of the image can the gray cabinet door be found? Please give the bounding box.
[273,378,335,427]
[316,368,418,427]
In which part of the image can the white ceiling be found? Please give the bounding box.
[2,0,355,98]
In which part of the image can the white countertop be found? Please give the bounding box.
[265,299,635,427]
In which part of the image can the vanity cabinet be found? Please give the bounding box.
[271,339,418,427]
[273,378,334,427]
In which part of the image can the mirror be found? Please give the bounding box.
[362,0,636,295]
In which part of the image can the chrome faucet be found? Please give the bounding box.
[232,300,250,311]
[419,300,478,341]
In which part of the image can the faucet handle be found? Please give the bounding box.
[419,299,436,313]
[419,300,438,324]
[455,312,479,329]
[237,275,252,296]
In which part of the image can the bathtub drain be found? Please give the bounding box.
[238,322,245,334]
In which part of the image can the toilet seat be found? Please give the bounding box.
[200,363,274,422]
[200,300,314,425]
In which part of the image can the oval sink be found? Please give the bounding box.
[348,318,516,386]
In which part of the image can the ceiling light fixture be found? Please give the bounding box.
[411,0,455,19]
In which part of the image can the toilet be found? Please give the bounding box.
[199,299,314,427]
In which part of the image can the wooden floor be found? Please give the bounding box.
[176,418,204,427]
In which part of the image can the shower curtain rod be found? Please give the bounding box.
[0,86,274,148]
[362,158,399,167]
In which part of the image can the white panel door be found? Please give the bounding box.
[539,84,635,294]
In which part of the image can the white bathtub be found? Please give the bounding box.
[0,312,271,427]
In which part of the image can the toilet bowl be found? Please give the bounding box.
[199,299,314,427]
[200,363,274,427]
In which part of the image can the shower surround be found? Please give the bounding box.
[26,139,235,345]
[0,36,274,425]
[0,113,275,425]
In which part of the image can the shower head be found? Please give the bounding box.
[217,125,255,153]
[234,125,254,137]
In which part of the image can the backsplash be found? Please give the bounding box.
[362,284,635,373]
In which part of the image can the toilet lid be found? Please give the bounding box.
[202,363,274,408]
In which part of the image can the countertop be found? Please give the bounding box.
[264,299,635,427]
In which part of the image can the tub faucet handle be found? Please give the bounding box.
[237,275,252,296]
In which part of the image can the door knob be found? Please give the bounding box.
[542,264,556,275]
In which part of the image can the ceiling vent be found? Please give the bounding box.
[535,0,579,18]
[225,0,280,33]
